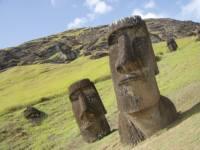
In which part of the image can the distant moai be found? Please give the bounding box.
[69,79,111,143]
[167,37,178,51]
[107,16,177,145]
[195,28,200,41]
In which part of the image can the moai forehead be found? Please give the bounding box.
[108,16,159,75]
[69,79,107,117]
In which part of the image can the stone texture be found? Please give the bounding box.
[108,16,177,145]
[69,79,110,143]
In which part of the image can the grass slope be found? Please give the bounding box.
[0,37,200,149]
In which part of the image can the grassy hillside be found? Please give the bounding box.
[0,36,200,149]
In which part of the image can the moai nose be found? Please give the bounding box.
[79,93,88,118]
[115,34,138,74]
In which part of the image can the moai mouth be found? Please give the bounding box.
[69,79,111,143]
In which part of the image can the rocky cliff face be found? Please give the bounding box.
[0,18,199,70]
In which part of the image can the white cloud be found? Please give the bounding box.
[94,1,112,14]
[50,0,56,7]
[85,0,112,14]
[85,0,99,7]
[67,0,114,29]
[132,9,163,19]
[67,17,87,29]
[181,0,200,19]
[145,0,156,9]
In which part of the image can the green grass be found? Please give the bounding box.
[0,56,110,113]
[0,36,200,149]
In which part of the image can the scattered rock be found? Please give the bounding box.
[23,106,47,124]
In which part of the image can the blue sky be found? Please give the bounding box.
[0,0,200,48]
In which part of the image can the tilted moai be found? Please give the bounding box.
[69,79,111,143]
[107,16,177,145]
[196,29,200,41]
[167,37,178,51]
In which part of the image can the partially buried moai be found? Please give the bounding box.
[167,37,178,51]
[69,79,110,143]
[108,16,177,145]
[196,28,200,41]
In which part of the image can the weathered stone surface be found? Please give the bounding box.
[108,16,177,145]
[167,37,178,51]
[23,106,47,124]
[69,79,110,143]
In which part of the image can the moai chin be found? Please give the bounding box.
[167,37,178,51]
[69,79,111,143]
[108,16,177,145]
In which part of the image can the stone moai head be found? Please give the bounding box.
[167,37,178,51]
[69,79,110,143]
[108,16,160,114]
[196,28,200,41]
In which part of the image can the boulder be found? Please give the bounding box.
[23,106,47,124]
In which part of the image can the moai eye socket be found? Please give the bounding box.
[132,37,147,58]
[86,94,97,103]
[70,91,80,101]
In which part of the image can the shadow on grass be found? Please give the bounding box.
[93,75,111,84]
[167,102,200,129]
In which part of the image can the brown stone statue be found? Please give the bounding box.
[167,37,178,51]
[196,29,200,41]
[108,16,177,145]
[69,79,111,143]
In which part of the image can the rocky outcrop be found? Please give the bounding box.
[0,18,200,70]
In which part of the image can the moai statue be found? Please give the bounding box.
[69,79,111,143]
[196,28,200,41]
[167,37,178,52]
[107,16,177,145]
